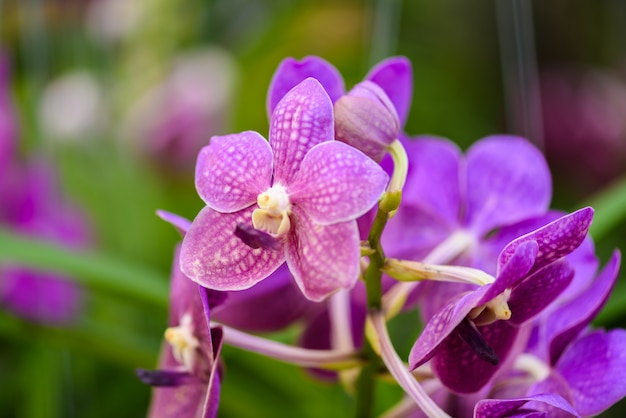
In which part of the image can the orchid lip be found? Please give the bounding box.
[252,184,292,237]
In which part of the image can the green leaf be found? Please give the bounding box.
[0,228,168,307]
[583,175,626,241]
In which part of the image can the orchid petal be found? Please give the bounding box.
[269,78,334,186]
[267,56,345,116]
[146,347,206,418]
[401,136,462,225]
[202,326,224,418]
[474,394,580,418]
[507,259,574,325]
[212,264,316,332]
[547,251,621,364]
[408,289,488,369]
[431,320,521,393]
[556,329,626,416]
[180,206,285,291]
[498,207,594,275]
[479,241,538,304]
[156,210,192,235]
[195,132,273,213]
[465,136,552,236]
[289,141,388,224]
[285,207,359,302]
[365,56,413,125]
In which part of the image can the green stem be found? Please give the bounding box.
[0,228,169,307]
[353,340,382,418]
[363,205,390,309]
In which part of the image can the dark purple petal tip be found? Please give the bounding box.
[136,368,196,387]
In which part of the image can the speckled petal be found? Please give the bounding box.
[557,329,626,416]
[269,78,334,186]
[465,136,552,236]
[267,56,345,116]
[365,56,413,125]
[284,207,359,302]
[474,394,579,418]
[180,206,285,291]
[479,241,538,304]
[507,259,574,325]
[547,251,620,364]
[195,132,273,213]
[288,141,388,224]
[498,207,594,275]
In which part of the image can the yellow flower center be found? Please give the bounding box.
[252,184,292,237]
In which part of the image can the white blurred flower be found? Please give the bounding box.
[38,71,107,142]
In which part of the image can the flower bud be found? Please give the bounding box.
[334,81,401,162]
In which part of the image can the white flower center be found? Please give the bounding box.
[252,184,292,237]
[164,313,199,372]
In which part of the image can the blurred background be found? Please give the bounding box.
[0,0,625,416]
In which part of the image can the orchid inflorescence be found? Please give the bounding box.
[138,56,626,418]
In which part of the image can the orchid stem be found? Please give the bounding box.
[368,311,451,418]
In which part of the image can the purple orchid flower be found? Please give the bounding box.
[267,55,412,161]
[381,135,557,323]
[180,78,388,302]
[0,158,90,324]
[138,245,224,418]
[488,250,626,417]
[408,208,593,394]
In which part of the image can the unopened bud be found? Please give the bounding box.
[334,81,401,162]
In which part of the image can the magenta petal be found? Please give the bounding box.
[499,207,594,275]
[507,260,574,325]
[431,320,521,393]
[180,206,285,291]
[479,241,538,304]
[269,78,334,186]
[266,56,345,116]
[285,207,359,302]
[289,141,388,224]
[195,132,273,213]
[547,251,621,364]
[408,289,488,369]
[474,394,579,418]
[365,56,413,125]
[557,329,626,416]
[465,136,552,236]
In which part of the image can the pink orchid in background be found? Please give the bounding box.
[0,54,91,324]
[138,246,223,418]
[267,55,412,161]
[180,78,388,302]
